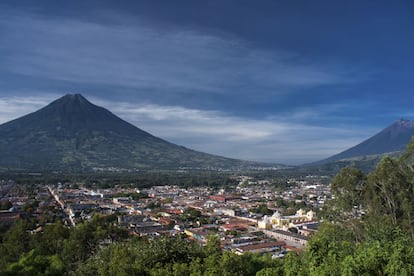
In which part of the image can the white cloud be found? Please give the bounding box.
[93,98,374,164]
[0,11,356,96]
[0,94,375,164]
[0,94,57,123]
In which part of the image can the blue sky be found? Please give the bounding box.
[1,1,413,164]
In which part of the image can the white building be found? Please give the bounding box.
[258,209,315,230]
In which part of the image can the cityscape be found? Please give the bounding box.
[2,175,330,256]
[1,1,414,275]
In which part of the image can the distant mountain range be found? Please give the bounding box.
[0,94,279,172]
[309,119,414,170]
[1,94,413,173]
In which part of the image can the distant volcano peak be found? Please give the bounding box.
[315,119,414,165]
[53,93,91,108]
[63,93,85,99]
[393,118,414,128]
[33,94,140,134]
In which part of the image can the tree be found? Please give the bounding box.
[1,222,32,263]
[181,208,202,222]
[328,166,365,224]
[306,223,354,276]
[341,227,414,275]
[35,222,70,256]
[364,156,414,238]
[256,267,284,276]
[4,249,64,276]
[205,234,221,256]
[283,251,307,276]
[75,237,205,275]
[250,204,273,215]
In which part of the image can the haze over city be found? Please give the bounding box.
[1,1,413,164]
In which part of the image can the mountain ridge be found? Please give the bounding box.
[0,94,278,172]
[311,119,414,166]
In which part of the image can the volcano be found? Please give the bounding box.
[316,119,414,164]
[0,94,264,171]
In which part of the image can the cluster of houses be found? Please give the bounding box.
[0,180,63,226]
[1,175,330,257]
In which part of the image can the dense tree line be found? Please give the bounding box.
[0,215,128,275]
[306,139,414,275]
[0,171,240,190]
[74,235,284,276]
